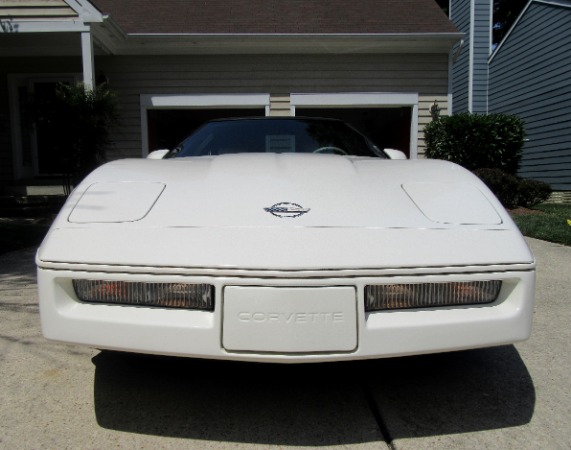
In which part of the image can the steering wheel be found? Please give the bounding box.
[313,146,348,155]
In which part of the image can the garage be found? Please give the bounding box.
[147,108,266,152]
[294,107,412,158]
[291,93,419,159]
[142,93,418,158]
[141,94,271,154]
[1,0,460,183]
[147,106,411,156]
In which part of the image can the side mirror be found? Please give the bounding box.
[384,148,408,160]
[146,149,170,160]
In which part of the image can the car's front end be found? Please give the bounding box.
[37,147,535,362]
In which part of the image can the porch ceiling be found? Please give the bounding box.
[0,32,93,57]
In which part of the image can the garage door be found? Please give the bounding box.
[291,93,419,159]
[147,108,266,152]
[140,94,270,155]
[295,107,412,158]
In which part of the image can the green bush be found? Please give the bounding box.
[517,178,552,208]
[474,168,520,209]
[425,113,525,174]
[474,168,552,209]
[34,82,118,194]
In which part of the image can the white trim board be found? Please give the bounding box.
[290,92,419,108]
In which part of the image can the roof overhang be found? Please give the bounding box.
[92,23,463,55]
[1,0,462,57]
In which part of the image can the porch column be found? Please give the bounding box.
[81,30,95,90]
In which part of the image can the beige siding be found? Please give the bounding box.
[97,53,450,159]
[417,95,449,158]
[269,94,290,117]
[547,191,571,204]
[0,0,77,19]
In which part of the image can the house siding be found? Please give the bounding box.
[95,53,450,159]
[471,0,491,113]
[269,94,290,117]
[450,0,471,113]
[418,95,449,157]
[489,2,571,190]
[450,0,491,113]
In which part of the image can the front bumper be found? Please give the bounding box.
[38,266,535,363]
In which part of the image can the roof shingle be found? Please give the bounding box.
[90,0,457,35]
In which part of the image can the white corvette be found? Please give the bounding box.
[37,117,535,362]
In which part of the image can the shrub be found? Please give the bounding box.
[474,168,552,209]
[474,168,520,209]
[517,178,552,208]
[425,113,525,175]
[34,82,118,194]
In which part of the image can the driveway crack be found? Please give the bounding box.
[361,381,396,450]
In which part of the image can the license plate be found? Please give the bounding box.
[222,286,357,353]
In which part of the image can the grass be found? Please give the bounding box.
[511,203,571,247]
[0,220,51,256]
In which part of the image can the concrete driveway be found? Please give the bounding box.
[0,238,569,449]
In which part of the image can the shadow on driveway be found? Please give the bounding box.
[93,346,534,446]
[363,346,535,441]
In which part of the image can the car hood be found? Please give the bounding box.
[37,154,534,270]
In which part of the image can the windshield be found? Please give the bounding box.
[172,118,387,158]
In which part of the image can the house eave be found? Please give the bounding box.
[489,0,571,64]
[108,33,463,55]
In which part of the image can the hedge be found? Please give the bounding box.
[473,168,552,209]
[424,113,525,175]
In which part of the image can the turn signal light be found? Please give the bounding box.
[72,279,214,311]
[365,280,502,311]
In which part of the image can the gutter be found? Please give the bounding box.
[127,32,464,40]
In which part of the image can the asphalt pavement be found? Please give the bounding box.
[0,238,569,449]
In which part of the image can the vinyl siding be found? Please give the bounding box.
[269,94,290,117]
[471,0,491,113]
[489,2,571,190]
[418,95,449,157]
[0,53,449,179]
[450,0,471,113]
[95,53,450,160]
[450,0,491,113]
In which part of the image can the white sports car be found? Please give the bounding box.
[37,117,535,362]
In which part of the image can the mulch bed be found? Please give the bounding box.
[508,207,545,216]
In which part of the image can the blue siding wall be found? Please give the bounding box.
[472,0,491,112]
[451,0,471,113]
[451,0,491,113]
[489,2,571,190]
